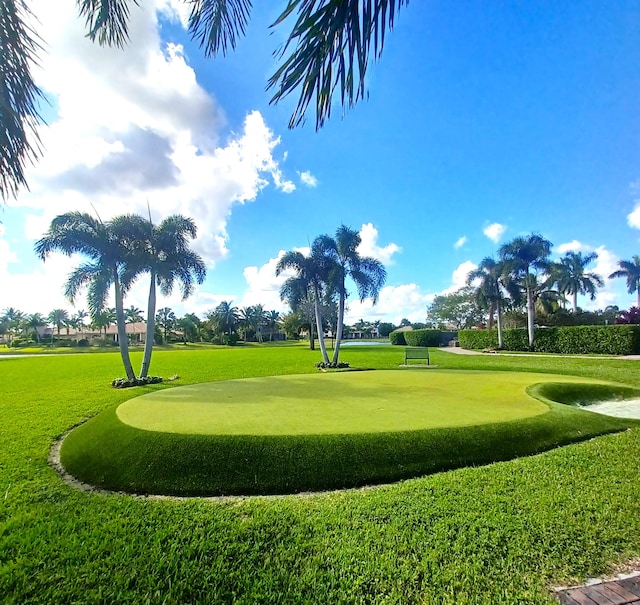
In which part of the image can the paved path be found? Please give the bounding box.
[555,574,640,604]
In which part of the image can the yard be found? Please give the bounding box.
[2,344,640,604]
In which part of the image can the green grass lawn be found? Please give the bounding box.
[2,344,640,603]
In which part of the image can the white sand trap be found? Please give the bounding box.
[583,399,640,419]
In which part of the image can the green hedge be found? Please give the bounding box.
[389,331,406,345]
[404,329,442,347]
[458,325,640,355]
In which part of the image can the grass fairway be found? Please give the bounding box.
[62,369,633,496]
[3,345,640,604]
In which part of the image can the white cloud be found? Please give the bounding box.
[440,261,477,295]
[17,0,295,269]
[483,223,506,243]
[239,251,292,310]
[344,284,433,325]
[556,240,593,254]
[454,236,467,249]
[627,203,640,229]
[299,171,318,187]
[357,223,401,265]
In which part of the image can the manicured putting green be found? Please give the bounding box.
[117,370,563,435]
[62,369,634,496]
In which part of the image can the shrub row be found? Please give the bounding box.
[404,329,442,347]
[458,325,640,355]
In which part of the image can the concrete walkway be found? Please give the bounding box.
[440,346,640,361]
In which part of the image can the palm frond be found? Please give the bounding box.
[0,0,44,201]
[187,0,252,56]
[268,0,408,129]
[77,0,139,47]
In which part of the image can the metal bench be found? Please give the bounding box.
[404,347,430,365]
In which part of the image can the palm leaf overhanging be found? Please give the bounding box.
[2,0,407,200]
[0,0,44,201]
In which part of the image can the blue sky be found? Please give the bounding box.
[1,0,640,323]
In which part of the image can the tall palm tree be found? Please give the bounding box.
[551,251,603,312]
[609,256,640,308]
[317,225,386,365]
[122,214,206,378]
[2,0,407,200]
[48,309,70,337]
[466,258,508,349]
[498,234,552,350]
[25,312,46,343]
[277,244,331,364]
[34,211,137,380]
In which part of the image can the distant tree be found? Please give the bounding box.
[499,234,552,350]
[25,312,46,343]
[91,308,116,337]
[155,307,177,343]
[124,306,144,324]
[609,256,640,308]
[616,306,640,324]
[177,313,202,342]
[2,307,25,345]
[551,251,603,312]
[207,302,239,343]
[47,309,70,337]
[377,322,396,338]
[399,318,411,327]
[279,311,304,340]
[427,287,483,330]
[70,309,88,338]
[265,310,281,341]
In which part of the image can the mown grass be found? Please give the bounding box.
[2,345,640,603]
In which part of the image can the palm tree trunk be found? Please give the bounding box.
[332,290,346,365]
[637,289,640,309]
[526,285,535,350]
[496,299,504,349]
[573,292,578,313]
[113,271,136,381]
[487,301,495,330]
[309,317,315,350]
[313,286,330,364]
[140,274,156,378]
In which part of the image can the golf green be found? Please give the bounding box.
[61,369,631,496]
[117,370,593,435]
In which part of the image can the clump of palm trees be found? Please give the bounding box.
[277,225,387,368]
[35,211,205,385]
[466,233,640,350]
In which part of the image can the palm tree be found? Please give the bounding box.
[317,225,386,365]
[25,313,46,343]
[498,234,552,350]
[91,308,116,337]
[34,211,137,380]
[466,258,508,349]
[551,251,603,312]
[210,301,239,340]
[277,245,331,364]
[69,309,88,338]
[124,306,144,324]
[2,0,407,200]
[265,310,280,341]
[122,214,206,378]
[1,307,25,345]
[47,309,70,338]
[609,256,640,308]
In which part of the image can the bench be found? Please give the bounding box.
[404,347,430,365]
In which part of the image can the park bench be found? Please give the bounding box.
[404,347,430,365]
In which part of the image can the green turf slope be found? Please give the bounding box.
[61,369,636,496]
